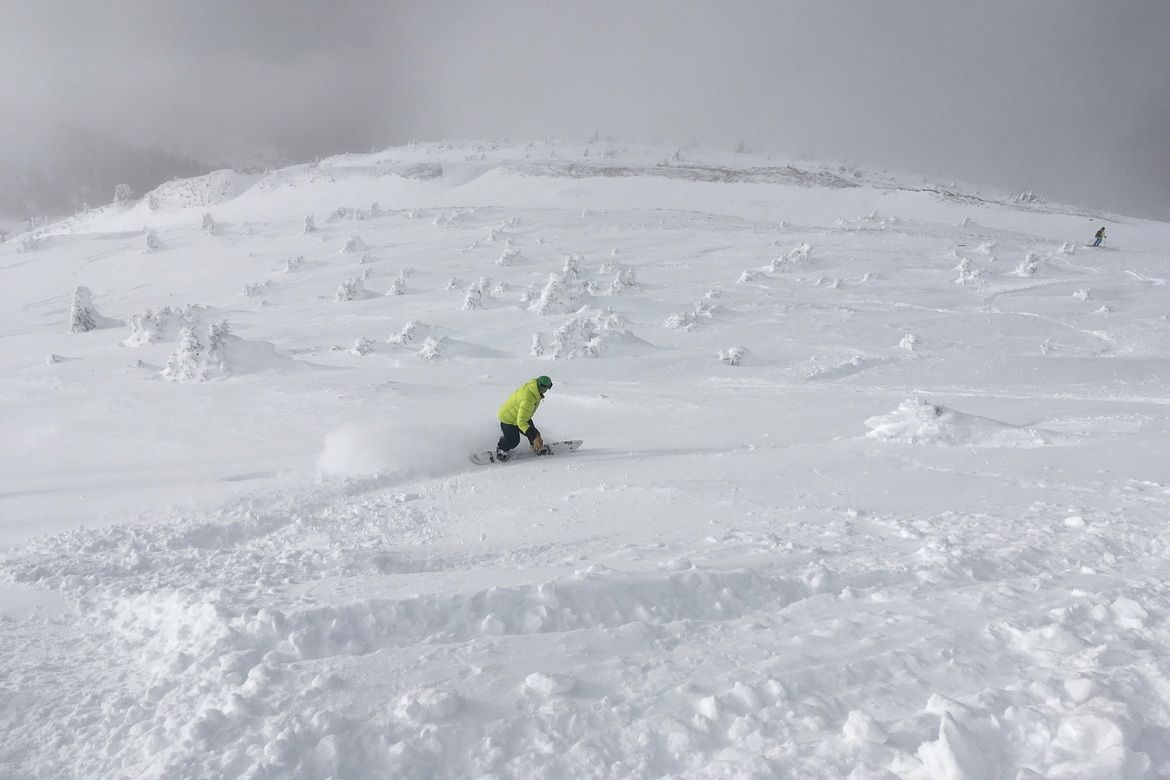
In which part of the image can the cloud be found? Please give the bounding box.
[2,0,1168,218]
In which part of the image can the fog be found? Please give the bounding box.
[2,1,1168,218]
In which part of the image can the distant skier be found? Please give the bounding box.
[495,375,553,461]
[1092,226,1106,247]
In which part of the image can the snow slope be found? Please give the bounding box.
[3,140,1170,778]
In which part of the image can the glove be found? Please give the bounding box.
[532,435,545,452]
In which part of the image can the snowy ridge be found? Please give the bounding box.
[3,139,1170,778]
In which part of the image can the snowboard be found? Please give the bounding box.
[469,439,582,465]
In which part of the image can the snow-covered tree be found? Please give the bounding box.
[737,269,756,284]
[387,277,406,296]
[163,327,204,382]
[953,257,981,286]
[68,286,98,333]
[113,183,135,202]
[201,213,217,236]
[144,230,161,252]
[351,337,374,356]
[203,320,230,378]
[718,346,747,366]
[531,333,545,357]
[303,214,316,234]
[418,336,444,360]
[461,285,483,311]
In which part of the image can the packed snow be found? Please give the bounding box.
[3,140,1170,778]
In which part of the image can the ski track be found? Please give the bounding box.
[3,140,1170,778]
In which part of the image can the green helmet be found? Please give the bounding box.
[536,375,553,390]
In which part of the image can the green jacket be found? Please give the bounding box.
[498,379,543,432]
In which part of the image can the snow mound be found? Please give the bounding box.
[140,169,259,211]
[865,399,1052,447]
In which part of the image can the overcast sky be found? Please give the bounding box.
[2,0,1168,218]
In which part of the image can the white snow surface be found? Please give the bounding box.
[3,140,1170,778]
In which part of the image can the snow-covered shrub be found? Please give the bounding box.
[241,281,270,298]
[531,333,545,356]
[387,277,406,296]
[550,308,630,358]
[953,258,981,285]
[302,214,316,234]
[144,230,161,252]
[162,321,231,381]
[359,253,379,265]
[113,183,135,202]
[331,206,366,221]
[737,269,756,284]
[340,235,367,254]
[770,242,813,271]
[461,284,484,311]
[201,213,217,235]
[532,259,589,315]
[496,246,520,267]
[68,286,99,333]
[351,337,374,356]
[399,266,414,278]
[1012,252,1041,277]
[445,276,465,291]
[608,266,637,294]
[488,226,504,242]
[957,216,974,228]
[718,346,748,366]
[418,336,445,360]
[1058,242,1077,255]
[1072,288,1092,301]
[519,282,541,303]
[664,300,716,331]
[387,320,422,345]
[492,281,510,295]
[368,202,381,217]
[17,234,40,253]
[704,287,722,299]
[124,305,194,346]
[335,277,366,302]
[900,333,920,351]
[1012,190,1045,205]
[283,255,305,273]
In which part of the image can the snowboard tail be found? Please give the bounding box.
[470,439,582,465]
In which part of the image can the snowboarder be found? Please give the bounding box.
[1092,226,1106,247]
[495,375,553,461]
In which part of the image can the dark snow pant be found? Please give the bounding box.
[1093,237,1102,246]
[498,421,539,452]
